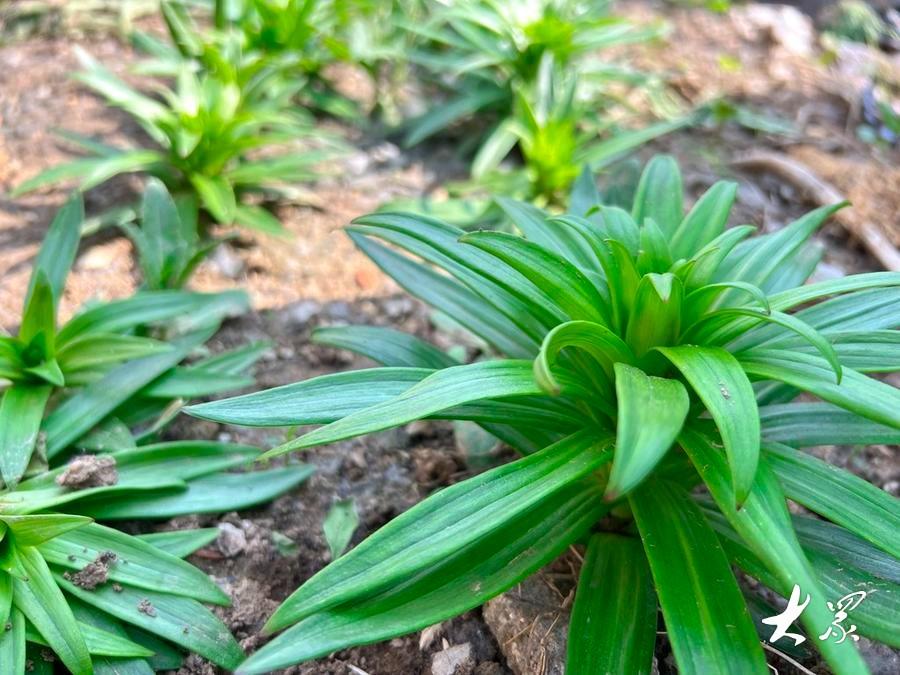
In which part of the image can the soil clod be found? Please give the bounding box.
[55,455,118,488]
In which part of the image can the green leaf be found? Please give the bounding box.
[0,608,25,674]
[740,350,900,432]
[264,360,590,457]
[57,291,238,345]
[760,402,900,447]
[567,533,656,675]
[716,202,846,295]
[606,364,689,499]
[26,194,84,307]
[350,213,560,343]
[0,385,52,487]
[238,480,606,674]
[19,273,56,354]
[187,368,431,426]
[12,547,92,675]
[629,480,767,674]
[312,326,457,369]
[190,174,237,224]
[670,180,737,259]
[460,230,610,325]
[57,334,172,373]
[494,198,599,273]
[567,165,600,217]
[579,117,690,170]
[323,500,358,560]
[44,330,212,457]
[533,320,633,398]
[233,204,286,235]
[56,573,244,670]
[471,121,518,177]
[25,620,154,658]
[403,87,506,146]
[350,231,538,358]
[74,465,314,520]
[1,514,92,547]
[136,528,220,558]
[680,430,873,674]
[657,345,759,506]
[695,309,842,383]
[40,523,229,604]
[265,431,613,632]
[631,155,683,236]
[139,367,252,399]
[625,273,682,358]
[765,442,899,558]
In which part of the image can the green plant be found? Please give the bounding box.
[0,196,313,673]
[0,193,280,481]
[13,40,327,234]
[122,179,221,290]
[191,156,900,674]
[0,438,313,674]
[0,196,167,486]
[475,60,690,205]
[404,0,667,159]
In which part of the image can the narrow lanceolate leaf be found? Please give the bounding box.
[136,528,220,559]
[765,442,900,558]
[740,350,900,431]
[190,174,237,224]
[312,326,457,369]
[696,309,843,383]
[625,273,682,358]
[0,385,52,487]
[264,360,591,457]
[630,480,767,674]
[670,180,738,259]
[27,193,84,306]
[460,231,611,325]
[631,155,683,236]
[712,511,900,650]
[187,368,430,426]
[605,364,688,499]
[657,345,759,505]
[759,402,900,447]
[73,465,314,520]
[323,500,358,560]
[680,430,872,674]
[44,330,212,457]
[57,334,171,373]
[567,534,656,675]
[350,231,537,358]
[533,320,634,398]
[265,431,614,632]
[39,523,229,604]
[1,514,92,546]
[12,547,92,675]
[0,608,25,674]
[238,481,606,674]
[56,574,244,670]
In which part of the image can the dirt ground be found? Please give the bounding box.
[1,1,899,674]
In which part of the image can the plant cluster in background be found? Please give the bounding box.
[193,156,900,675]
[403,0,686,205]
